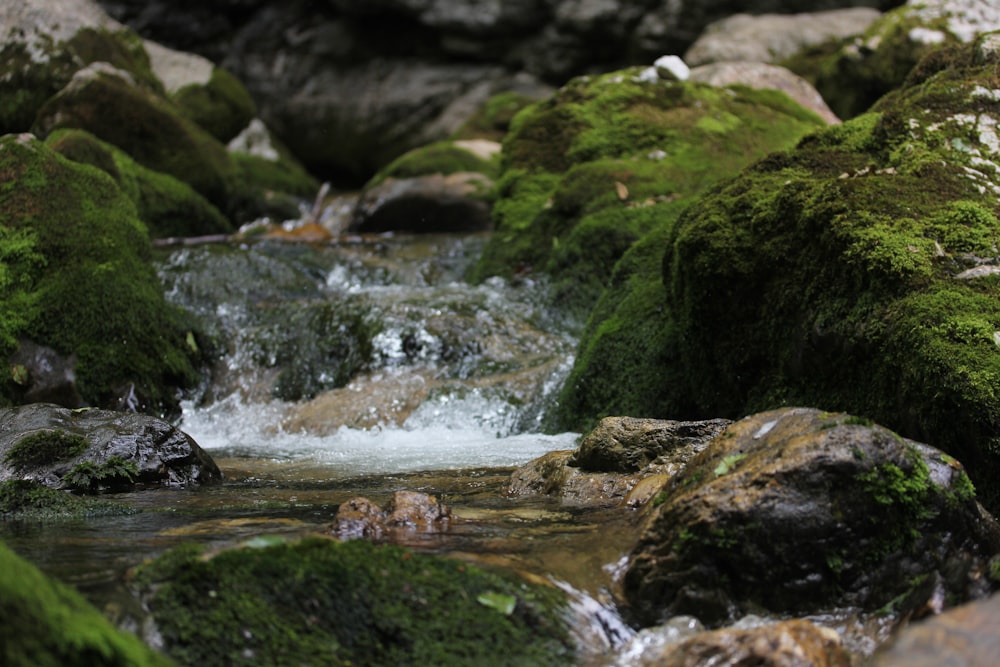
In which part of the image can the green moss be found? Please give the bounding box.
[0,480,136,519]
[370,140,500,187]
[0,539,171,666]
[0,224,45,355]
[474,70,827,321]
[452,91,540,141]
[46,129,232,238]
[4,430,89,468]
[133,537,573,667]
[0,134,201,415]
[171,67,257,144]
[61,456,140,494]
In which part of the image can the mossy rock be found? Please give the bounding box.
[0,133,201,415]
[0,23,162,134]
[600,36,1000,512]
[784,3,1000,119]
[0,479,136,519]
[368,139,501,187]
[472,68,827,319]
[172,68,257,145]
[31,63,239,216]
[45,128,232,238]
[623,408,1000,627]
[132,536,574,667]
[0,538,174,666]
[451,91,542,142]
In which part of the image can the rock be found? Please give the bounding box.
[793,0,1000,119]
[654,55,690,81]
[144,38,256,144]
[620,619,852,667]
[874,592,1000,666]
[688,62,841,124]
[44,127,233,238]
[0,133,201,415]
[559,35,1000,514]
[622,408,1000,628]
[7,340,86,409]
[350,173,493,234]
[131,536,575,665]
[331,490,454,541]
[683,8,882,67]
[508,417,729,507]
[0,539,173,666]
[472,64,827,320]
[0,403,222,492]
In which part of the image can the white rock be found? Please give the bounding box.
[654,55,689,82]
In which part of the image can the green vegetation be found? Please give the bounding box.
[0,539,172,666]
[4,430,89,468]
[369,140,500,187]
[0,480,136,519]
[0,134,201,415]
[172,67,257,144]
[452,91,541,142]
[61,456,140,494]
[45,129,232,238]
[133,537,573,667]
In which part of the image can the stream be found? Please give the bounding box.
[0,230,641,662]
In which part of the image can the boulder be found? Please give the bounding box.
[683,8,882,67]
[472,64,828,319]
[331,490,455,542]
[622,408,1000,627]
[350,172,493,234]
[558,34,1000,514]
[131,536,575,666]
[0,403,222,492]
[0,133,201,416]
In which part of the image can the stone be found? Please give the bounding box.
[683,8,882,67]
[331,490,455,541]
[0,403,222,491]
[622,408,1000,628]
[688,62,841,124]
[350,173,494,234]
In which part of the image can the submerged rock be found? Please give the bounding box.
[0,403,221,492]
[622,408,1000,628]
[331,490,455,541]
[132,536,575,666]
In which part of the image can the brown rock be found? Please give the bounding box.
[655,620,851,667]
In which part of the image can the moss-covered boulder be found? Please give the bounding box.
[0,133,201,415]
[45,128,231,238]
[144,39,256,145]
[1,3,162,134]
[472,66,828,319]
[787,0,1000,119]
[0,539,175,666]
[132,536,574,666]
[561,35,1000,513]
[622,408,1000,628]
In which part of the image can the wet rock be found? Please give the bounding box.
[0,403,222,492]
[688,62,841,124]
[622,408,1000,628]
[874,591,1000,666]
[508,417,729,507]
[6,340,85,409]
[683,8,882,67]
[331,490,454,541]
[620,619,851,667]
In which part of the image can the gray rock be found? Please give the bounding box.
[350,172,493,234]
[683,8,882,67]
[0,403,222,491]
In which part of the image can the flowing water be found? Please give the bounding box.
[0,230,640,661]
